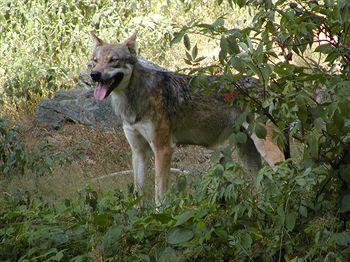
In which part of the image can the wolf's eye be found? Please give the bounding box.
[92,57,98,63]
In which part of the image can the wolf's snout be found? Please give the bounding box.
[90,71,102,82]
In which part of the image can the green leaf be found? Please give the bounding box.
[194,56,206,63]
[239,42,249,52]
[211,18,225,28]
[52,250,64,261]
[139,254,150,262]
[227,35,240,55]
[241,233,252,250]
[340,193,350,213]
[299,206,308,218]
[306,134,319,159]
[64,199,70,207]
[211,150,222,162]
[235,0,247,8]
[340,164,350,185]
[330,232,350,246]
[185,51,192,61]
[183,58,192,65]
[230,57,245,72]
[285,212,297,231]
[166,227,194,245]
[314,117,325,131]
[314,43,334,54]
[183,34,191,50]
[246,36,254,53]
[325,51,341,63]
[156,247,184,262]
[175,210,195,227]
[255,124,267,139]
[151,213,173,224]
[213,164,225,176]
[195,209,208,219]
[236,132,247,144]
[94,214,109,227]
[191,44,198,59]
[101,226,122,250]
[171,27,188,46]
[219,49,227,65]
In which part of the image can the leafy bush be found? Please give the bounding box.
[1,157,349,260]
[173,0,350,212]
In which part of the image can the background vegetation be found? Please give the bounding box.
[0,0,251,115]
[1,0,350,261]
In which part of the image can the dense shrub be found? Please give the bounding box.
[0,158,348,260]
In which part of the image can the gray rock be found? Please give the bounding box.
[35,71,120,130]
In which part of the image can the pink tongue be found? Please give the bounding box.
[94,83,108,101]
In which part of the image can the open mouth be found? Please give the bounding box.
[93,72,124,101]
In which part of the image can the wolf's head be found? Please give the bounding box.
[90,33,137,101]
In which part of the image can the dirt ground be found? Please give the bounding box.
[1,116,214,202]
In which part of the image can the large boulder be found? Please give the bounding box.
[35,71,120,130]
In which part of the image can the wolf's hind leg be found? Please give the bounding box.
[243,122,285,167]
[236,135,262,175]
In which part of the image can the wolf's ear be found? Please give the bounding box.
[123,32,137,54]
[91,32,104,48]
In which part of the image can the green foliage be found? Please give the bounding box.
[1,157,348,260]
[173,0,350,215]
[0,0,250,114]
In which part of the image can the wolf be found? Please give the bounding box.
[89,33,284,206]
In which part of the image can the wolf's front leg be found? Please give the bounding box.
[154,146,173,207]
[131,148,149,194]
[123,126,151,198]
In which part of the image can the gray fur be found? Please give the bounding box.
[114,59,241,148]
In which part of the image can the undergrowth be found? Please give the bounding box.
[1,154,349,261]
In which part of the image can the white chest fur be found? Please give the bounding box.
[110,92,136,123]
[123,121,157,152]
